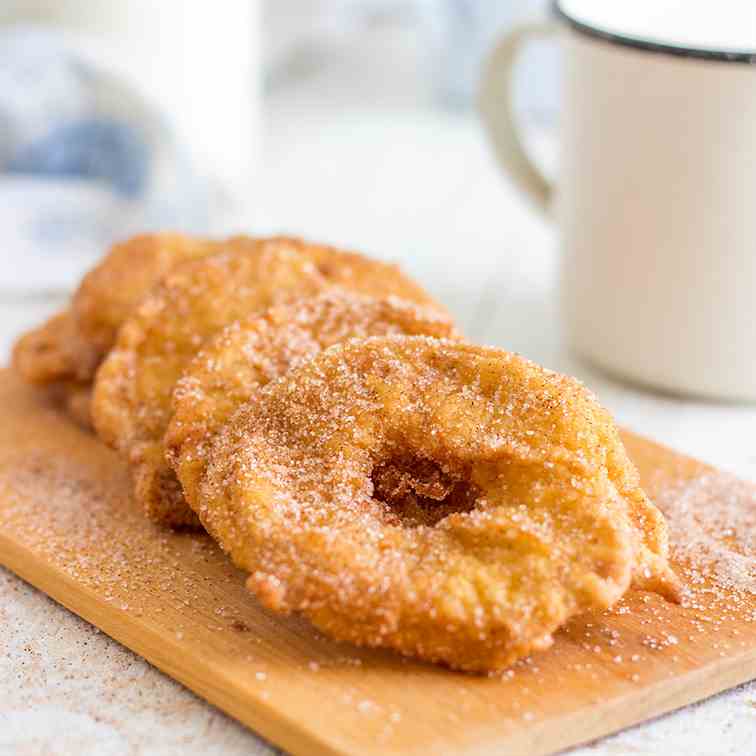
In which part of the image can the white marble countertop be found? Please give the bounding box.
[2,30,756,756]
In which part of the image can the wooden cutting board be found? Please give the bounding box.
[0,369,754,755]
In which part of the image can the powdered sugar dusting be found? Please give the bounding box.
[655,472,756,598]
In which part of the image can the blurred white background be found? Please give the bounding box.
[265,0,557,113]
[0,0,558,293]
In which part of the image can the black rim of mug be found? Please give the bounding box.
[552,1,756,64]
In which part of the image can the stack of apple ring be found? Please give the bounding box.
[13,233,680,672]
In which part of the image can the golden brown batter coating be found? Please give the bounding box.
[92,241,326,526]
[93,240,445,527]
[196,336,680,672]
[165,291,460,512]
[12,311,99,385]
[292,240,447,315]
[12,234,221,389]
[72,232,227,354]
[13,232,446,413]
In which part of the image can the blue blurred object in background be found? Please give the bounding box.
[0,25,215,292]
[0,28,151,196]
[8,119,149,197]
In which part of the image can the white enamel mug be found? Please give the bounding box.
[480,1,756,401]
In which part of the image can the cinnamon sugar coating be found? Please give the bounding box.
[92,243,325,527]
[73,232,229,355]
[13,234,222,389]
[165,292,460,512]
[291,241,446,314]
[14,233,446,388]
[12,232,446,429]
[197,337,680,672]
[12,311,99,385]
[93,241,446,527]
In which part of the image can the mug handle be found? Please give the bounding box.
[478,22,557,216]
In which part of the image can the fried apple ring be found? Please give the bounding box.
[165,292,460,512]
[13,232,444,392]
[94,241,445,527]
[92,241,326,526]
[196,336,680,672]
[12,235,221,389]
[12,234,238,429]
[72,232,228,355]
[12,311,99,385]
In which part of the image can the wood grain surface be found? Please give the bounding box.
[0,370,753,756]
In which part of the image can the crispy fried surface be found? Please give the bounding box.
[13,232,446,393]
[196,337,679,672]
[93,240,444,527]
[92,241,326,527]
[293,241,447,314]
[73,232,226,354]
[12,311,99,385]
[12,233,243,390]
[165,292,460,512]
